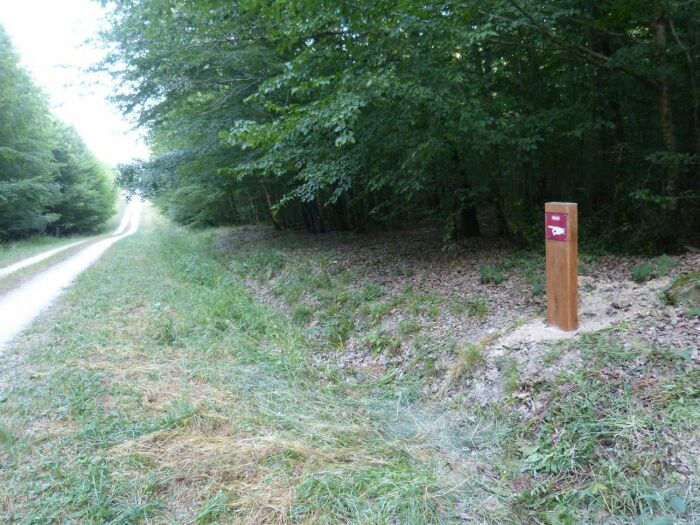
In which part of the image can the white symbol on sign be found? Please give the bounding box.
[551,215,561,221]
[548,226,565,236]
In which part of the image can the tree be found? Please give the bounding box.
[47,121,117,235]
[0,25,116,240]
[102,0,700,252]
[0,26,60,239]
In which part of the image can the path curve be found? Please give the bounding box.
[0,196,136,280]
[0,197,142,349]
[0,240,89,279]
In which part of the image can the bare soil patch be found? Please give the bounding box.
[217,226,699,401]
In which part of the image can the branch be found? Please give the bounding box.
[505,0,660,92]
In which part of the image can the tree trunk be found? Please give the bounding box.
[457,201,481,237]
[260,182,281,229]
[654,20,681,213]
[672,19,700,173]
[446,148,481,238]
[315,195,326,233]
[248,194,260,223]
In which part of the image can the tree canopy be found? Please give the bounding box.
[0,25,116,241]
[104,0,700,252]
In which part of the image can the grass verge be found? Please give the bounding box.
[0,211,697,524]
[0,196,127,271]
[0,235,90,269]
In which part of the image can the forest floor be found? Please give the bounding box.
[216,226,698,395]
[0,214,697,524]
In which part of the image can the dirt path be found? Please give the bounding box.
[0,197,142,349]
[0,240,90,279]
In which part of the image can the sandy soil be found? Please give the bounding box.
[0,197,142,349]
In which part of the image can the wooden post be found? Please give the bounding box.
[545,202,578,331]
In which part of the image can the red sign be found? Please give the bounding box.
[545,212,568,241]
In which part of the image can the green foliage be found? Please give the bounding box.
[231,247,284,278]
[0,26,115,240]
[400,289,444,317]
[101,0,700,252]
[500,358,520,394]
[1,213,696,523]
[631,263,655,283]
[355,282,384,302]
[361,329,401,356]
[449,296,489,317]
[0,423,15,447]
[480,265,507,285]
[655,255,678,277]
[195,490,231,524]
[502,250,546,294]
[458,344,487,376]
[531,279,545,296]
[398,319,422,336]
[513,333,700,521]
[46,122,117,235]
[663,271,700,307]
[0,215,456,523]
[633,255,680,283]
[291,464,442,524]
[523,378,632,475]
[292,305,314,324]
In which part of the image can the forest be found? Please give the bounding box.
[0,26,116,241]
[1,3,699,523]
[105,0,700,253]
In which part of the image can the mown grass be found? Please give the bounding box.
[511,333,699,523]
[0,211,697,524]
[0,209,501,523]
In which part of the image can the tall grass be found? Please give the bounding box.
[0,210,696,523]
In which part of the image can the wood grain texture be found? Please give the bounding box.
[545,202,578,331]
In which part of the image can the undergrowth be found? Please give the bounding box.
[0,212,696,524]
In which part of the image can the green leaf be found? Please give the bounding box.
[650,516,674,525]
[668,495,686,514]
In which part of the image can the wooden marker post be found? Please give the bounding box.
[545,202,578,331]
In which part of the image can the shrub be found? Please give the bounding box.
[480,265,507,284]
[631,263,654,283]
[292,306,314,324]
[632,256,678,283]
[531,278,545,296]
[361,330,401,356]
[450,296,489,317]
[655,254,678,277]
[686,307,700,318]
